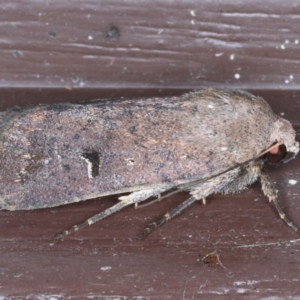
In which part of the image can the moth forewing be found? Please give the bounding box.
[0,88,298,240]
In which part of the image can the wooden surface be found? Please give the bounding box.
[1,1,300,299]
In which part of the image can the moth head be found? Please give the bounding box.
[266,118,299,164]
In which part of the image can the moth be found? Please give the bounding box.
[0,88,298,241]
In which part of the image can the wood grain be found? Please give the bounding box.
[1,0,300,91]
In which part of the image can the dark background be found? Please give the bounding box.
[1,1,300,298]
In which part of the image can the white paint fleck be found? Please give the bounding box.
[191,19,195,25]
[280,44,286,50]
[285,79,289,84]
[234,281,245,286]
[88,35,93,40]
[230,54,235,60]
[295,39,299,44]
[280,112,285,116]
[285,39,290,44]
[215,52,224,57]
[208,104,214,109]
[101,266,112,271]
[289,179,297,185]
[79,81,85,87]
[236,288,247,294]
[221,147,227,151]
[234,280,260,286]
[190,10,196,17]
[157,28,164,34]
[234,73,240,79]
[290,74,294,79]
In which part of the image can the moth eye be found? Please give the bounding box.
[266,144,287,163]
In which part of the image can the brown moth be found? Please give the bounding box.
[0,88,298,241]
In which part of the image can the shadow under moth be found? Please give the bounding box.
[0,88,298,241]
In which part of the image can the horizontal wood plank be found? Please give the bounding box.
[0,0,300,90]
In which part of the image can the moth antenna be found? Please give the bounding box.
[137,144,277,211]
[259,141,282,156]
[138,196,198,239]
[260,170,300,235]
[136,189,181,209]
[136,181,208,209]
[135,195,162,209]
[136,151,267,210]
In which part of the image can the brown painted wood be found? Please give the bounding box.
[1,1,300,298]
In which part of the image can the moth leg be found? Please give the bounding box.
[202,198,207,205]
[54,187,171,242]
[260,170,300,235]
[139,196,198,238]
[140,166,248,238]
